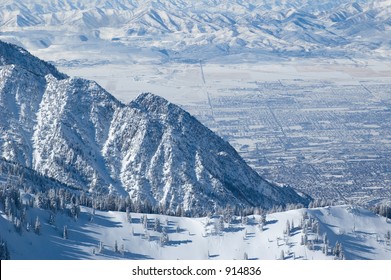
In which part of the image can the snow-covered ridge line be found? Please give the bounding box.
[0,41,67,79]
[1,0,390,60]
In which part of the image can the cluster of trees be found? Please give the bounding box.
[0,236,10,260]
[130,214,170,247]
[371,204,391,219]
[1,178,308,222]
[299,211,344,260]
[308,198,338,208]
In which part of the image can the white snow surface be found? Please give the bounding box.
[1,204,390,260]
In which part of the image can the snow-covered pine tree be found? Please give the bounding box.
[323,243,328,255]
[323,233,328,245]
[142,215,148,229]
[4,197,11,217]
[333,241,344,259]
[223,206,233,224]
[160,232,169,247]
[154,218,162,232]
[385,230,391,243]
[63,225,68,239]
[0,239,10,260]
[48,212,55,225]
[114,240,118,253]
[244,252,248,260]
[120,244,125,255]
[16,218,22,234]
[176,205,183,217]
[34,216,41,235]
[261,212,267,225]
[98,241,104,253]
[241,215,248,225]
[126,207,132,223]
[301,233,308,246]
[218,216,225,233]
[285,220,291,236]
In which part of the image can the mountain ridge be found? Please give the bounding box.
[1,0,390,61]
[0,40,308,214]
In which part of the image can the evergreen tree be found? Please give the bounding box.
[160,232,169,246]
[48,213,55,225]
[176,205,183,217]
[323,243,328,255]
[261,212,267,225]
[241,215,248,225]
[244,252,248,260]
[114,240,118,253]
[63,226,68,239]
[333,241,344,259]
[223,206,233,224]
[98,241,104,253]
[0,239,10,260]
[323,233,328,245]
[4,197,11,217]
[34,216,41,235]
[301,233,308,246]
[142,215,148,229]
[14,218,22,234]
[126,207,132,223]
[121,244,125,256]
[285,220,291,236]
[385,231,391,242]
[154,218,162,232]
[218,216,225,233]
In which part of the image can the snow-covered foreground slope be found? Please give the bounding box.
[1,204,390,260]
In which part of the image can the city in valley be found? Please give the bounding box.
[64,59,391,206]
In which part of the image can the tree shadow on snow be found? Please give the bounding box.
[224,226,245,233]
[266,219,278,225]
[168,239,192,246]
[341,235,375,260]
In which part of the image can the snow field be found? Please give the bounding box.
[1,204,390,260]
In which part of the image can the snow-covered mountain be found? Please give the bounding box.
[1,0,390,61]
[0,40,308,214]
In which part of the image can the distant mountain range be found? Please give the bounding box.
[1,0,390,61]
[0,40,308,214]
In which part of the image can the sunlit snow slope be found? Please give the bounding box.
[1,204,390,260]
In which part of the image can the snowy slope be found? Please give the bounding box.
[1,203,390,260]
[0,40,307,213]
[1,0,390,62]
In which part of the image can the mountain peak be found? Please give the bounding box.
[131,92,184,120]
[133,92,171,109]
